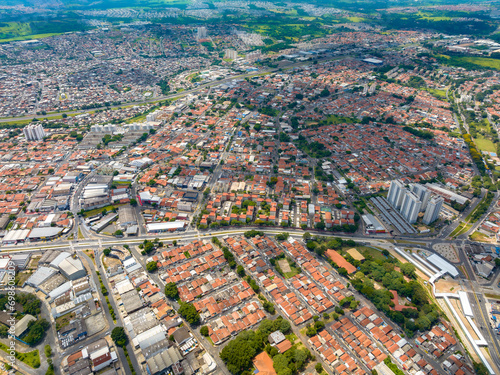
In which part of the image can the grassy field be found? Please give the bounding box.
[325,114,356,125]
[450,222,472,238]
[485,293,500,301]
[461,57,500,70]
[426,88,447,100]
[347,16,366,22]
[82,204,124,218]
[469,231,491,242]
[283,267,301,279]
[0,33,62,43]
[416,12,453,21]
[0,343,40,369]
[473,133,496,153]
[15,271,30,286]
[277,258,301,279]
[360,246,389,261]
[125,105,159,124]
[0,118,34,127]
[0,22,31,39]
[56,312,76,330]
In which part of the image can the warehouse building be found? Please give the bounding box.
[28,227,63,242]
[118,206,137,228]
[25,267,57,288]
[146,346,183,375]
[146,221,187,233]
[2,229,30,245]
[14,314,37,338]
[59,256,86,280]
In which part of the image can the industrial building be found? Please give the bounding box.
[362,214,386,234]
[90,213,118,233]
[146,221,187,233]
[14,314,37,338]
[146,346,183,375]
[370,196,417,234]
[25,267,58,288]
[118,206,137,228]
[425,183,469,205]
[28,227,64,242]
[1,229,30,245]
[49,252,87,280]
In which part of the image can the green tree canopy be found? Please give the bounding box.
[179,302,200,325]
[164,282,179,300]
[111,327,128,347]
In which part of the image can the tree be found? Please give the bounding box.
[303,232,312,241]
[350,300,360,310]
[220,330,261,374]
[44,344,52,358]
[144,241,155,254]
[237,265,246,277]
[179,302,201,325]
[23,319,50,345]
[315,221,325,230]
[314,320,325,331]
[113,230,123,237]
[400,263,416,279]
[320,88,330,97]
[275,232,289,241]
[146,261,158,273]
[473,361,490,375]
[279,319,291,333]
[130,198,137,206]
[111,327,128,347]
[306,325,317,337]
[103,248,111,256]
[164,282,179,300]
[200,326,209,337]
[315,363,323,374]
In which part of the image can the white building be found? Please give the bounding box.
[410,183,431,211]
[423,197,443,225]
[197,27,207,40]
[23,123,45,141]
[400,191,422,224]
[246,50,262,62]
[90,124,117,133]
[224,49,238,60]
[387,180,405,209]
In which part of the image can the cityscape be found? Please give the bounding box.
[2,1,500,375]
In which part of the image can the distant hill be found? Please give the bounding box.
[3,0,183,9]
